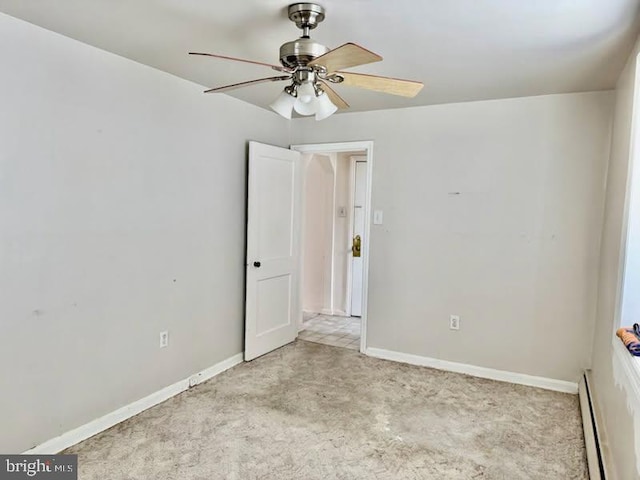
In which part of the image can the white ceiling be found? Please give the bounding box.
[1,0,639,114]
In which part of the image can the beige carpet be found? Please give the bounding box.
[65,341,587,479]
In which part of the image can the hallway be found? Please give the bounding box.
[299,313,361,350]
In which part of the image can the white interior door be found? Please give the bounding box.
[245,141,302,361]
[350,159,367,317]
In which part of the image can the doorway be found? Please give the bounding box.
[291,142,373,353]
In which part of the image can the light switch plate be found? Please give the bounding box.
[373,210,383,225]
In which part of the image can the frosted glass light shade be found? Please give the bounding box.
[269,90,296,119]
[293,96,317,115]
[297,82,316,104]
[314,92,338,121]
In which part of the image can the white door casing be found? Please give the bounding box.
[292,141,373,353]
[245,142,302,361]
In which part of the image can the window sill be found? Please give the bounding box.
[612,337,640,475]
[612,336,640,411]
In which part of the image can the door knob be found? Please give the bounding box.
[253,261,261,268]
[352,235,361,257]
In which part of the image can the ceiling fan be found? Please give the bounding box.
[189,3,424,121]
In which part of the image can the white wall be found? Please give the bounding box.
[0,13,289,453]
[293,91,614,382]
[591,36,640,479]
[621,57,640,327]
[332,153,356,315]
[301,154,334,313]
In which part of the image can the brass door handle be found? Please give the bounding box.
[352,235,361,257]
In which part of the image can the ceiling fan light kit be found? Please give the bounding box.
[269,89,297,119]
[190,3,424,121]
[314,92,338,120]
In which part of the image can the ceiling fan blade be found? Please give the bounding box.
[310,43,382,73]
[204,75,291,93]
[319,81,349,109]
[337,72,424,98]
[189,52,287,72]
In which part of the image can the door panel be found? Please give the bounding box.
[256,274,292,335]
[256,158,295,260]
[245,142,301,361]
[351,160,367,317]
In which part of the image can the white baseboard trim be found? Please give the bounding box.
[23,353,244,455]
[319,309,348,317]
[366,347,578,394]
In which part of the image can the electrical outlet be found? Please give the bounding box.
[449,315,460,330]
[159,331,169,348]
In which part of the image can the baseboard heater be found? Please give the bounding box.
[579,371,607,480]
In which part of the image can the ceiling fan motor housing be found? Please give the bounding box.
[280,38,329,69]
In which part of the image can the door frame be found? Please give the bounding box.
[290,141,374,353]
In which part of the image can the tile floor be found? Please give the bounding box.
[299,313,361,350]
